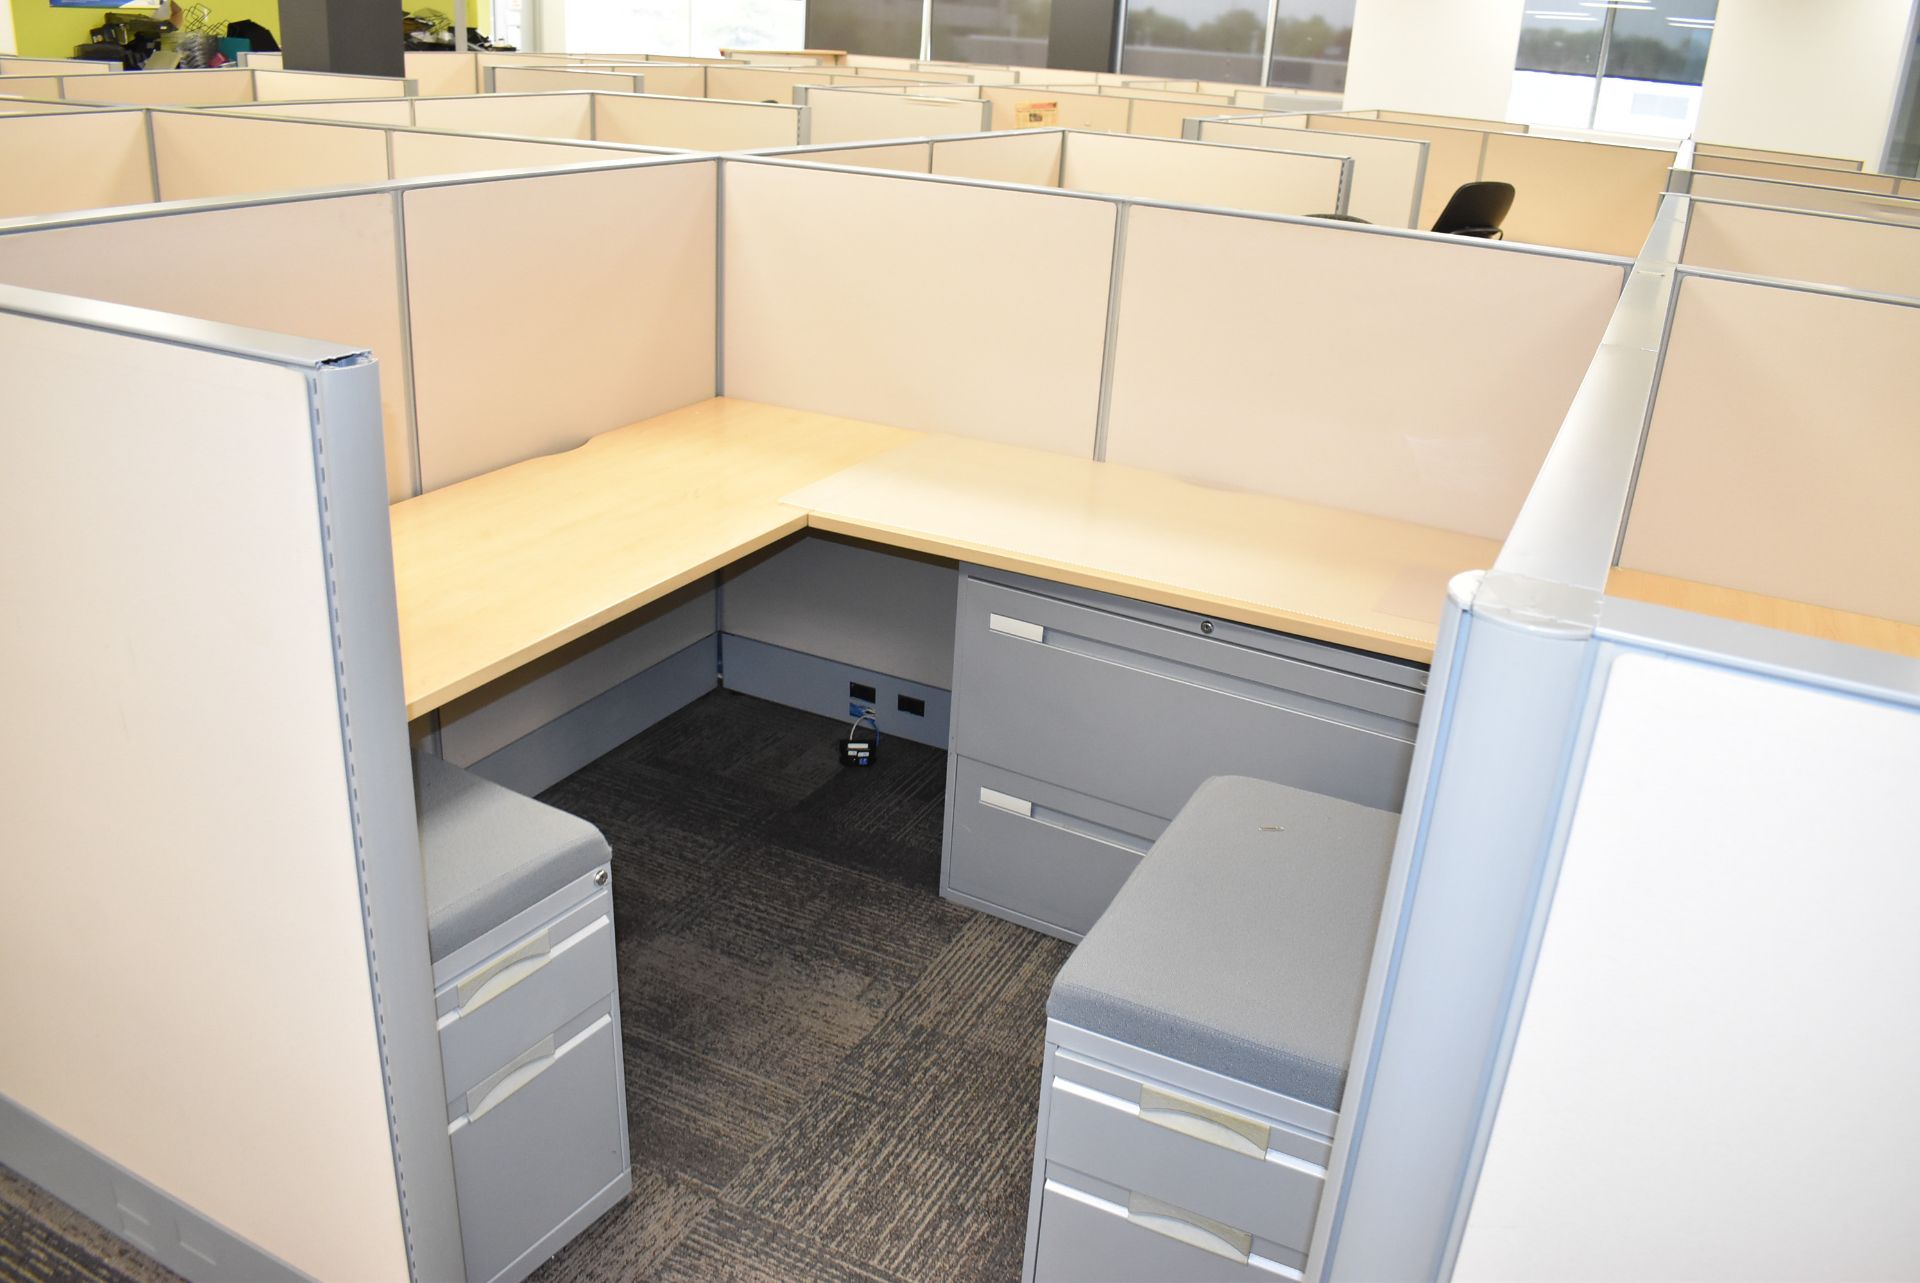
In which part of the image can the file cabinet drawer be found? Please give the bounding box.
[946,758,1167,940]
[953,570,1423,820]
[1044,1067,1325,1254]
[437,889,616,1101]
[1034,1171,1296,1283]
[449,1003,626,1283]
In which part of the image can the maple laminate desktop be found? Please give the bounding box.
[392,398,1505,718]
[1607,568,1920,660]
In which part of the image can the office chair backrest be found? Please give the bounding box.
[1431,181,1516,239]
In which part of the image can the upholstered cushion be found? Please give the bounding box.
[414,751,611,962]
[1048,776,1397,1111]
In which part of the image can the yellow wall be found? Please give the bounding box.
[7,1,482,61]
[9,0,281,60]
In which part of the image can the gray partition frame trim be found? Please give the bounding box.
[1314,185,1920,1282]
[0,281,462,1283]
[1188,113,1430,229]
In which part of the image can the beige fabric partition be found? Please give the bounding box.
[404,51,480,97]
[411,92,594,139]
[0,97,95,116]
[706,64,835,103]
[982,84,1129,132]
[0,77,65,101]
[1621,275,1920,624]
[70,68,256,105]
[1124,97,1260,138]
[792,141,934,172]
[1105,206,1624,539]
[491,65,644,94]
[1481,132,1670,256]
[0,304,412,1283]
[1375,110,1523,133]
[404,161,718,490]
[593,93,800,150]
[150,111,389,202]
[1303,114,1480,228]
[1692,153,1900,194]
[1686,171,1920,224]
[587,60,704,97]
[804,88,987,144]
[0,195,414,496]
[390,131,666,179]
[218,97,416,125]
[1,56,116,74]
[930,130,1063,186]
[1695,142,1862,171]
[1198,118,1425,228]
[1060,131,1347,216]
[254,69,409,101]
[1681,200,1920,298]
[0,111,151,219]
[723,162,1114,455]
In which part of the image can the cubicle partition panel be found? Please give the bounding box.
[0,191,416,496]
[1679,198,1920,297]
[216,97,420,125]
[804,88,990,144]
[489,65,647,95]
[253,68,413,101]
[1372,109,1523,134]
[721,160,1115,453]
[0,283,458,1283]
[1301,114,1480,227]
[404,51,482,97]
[1694,141,1863,171]
[980,84,1131,133]
[592,92,802,149]
[777,140,937,172]
[705,64,836,104]
[1122,96,1261,138]
[410,91,596,139]
[0,96,99,116]
[1105,208,1626,539]
[403,158,719,490]
[149,109,391,202]
[0,55,117,75]
[1195,116,1426,227]
[1480,132,1670,257]
[1320,192,1920,1283]
[0,76,66,101]
[577,59,706,97]
[71,68,260,105]
[1617,272,1920,626]
[1681,170,1920,223]
[1059,130,1349,216]
[388,128,671,179]
[0,109,152,219]
[1691,152,1899,193]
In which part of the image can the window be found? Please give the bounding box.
[806,0,923,57]
[1267,0,1354,93]
[1119,0,1355,88]
[1508,0,1716,139]
[932,0,1052,67]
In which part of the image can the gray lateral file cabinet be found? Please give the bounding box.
[1024,776,1399,1282]
[415,752,633,1283]
[941,566,1425,940]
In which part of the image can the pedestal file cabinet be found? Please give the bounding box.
[942,566,1425,939]
[415,752,633,1283]
[1023,777,1399,1282]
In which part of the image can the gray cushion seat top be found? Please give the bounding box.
[414,751,612,963]
[1047,776,1398,1112]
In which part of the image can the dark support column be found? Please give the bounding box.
[1046,0,1122,72]
[279,0,405,76]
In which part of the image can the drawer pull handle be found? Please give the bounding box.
[979,786,1033,817]
[1127,1191,1252,1262]
[456,929,552,1013]
[1140,1086,1270,1158]
[988,612,1045,643]
[464,1034,555,1122]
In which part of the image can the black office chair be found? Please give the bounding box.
[1431,181,1515,239]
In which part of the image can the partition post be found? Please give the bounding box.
[280,0,405,76]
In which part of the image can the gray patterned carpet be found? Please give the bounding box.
[0,690,1068,1283]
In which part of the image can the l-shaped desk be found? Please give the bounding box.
[393,396,1920,725]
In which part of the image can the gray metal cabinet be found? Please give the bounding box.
[942,567,1425,938]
